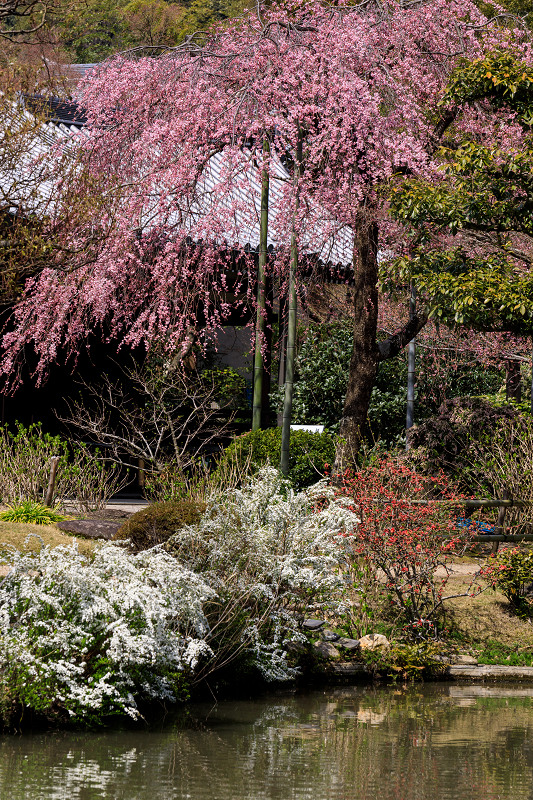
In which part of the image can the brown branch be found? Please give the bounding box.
[377,311,428,361]
[0,0,47,38]
[427,108,458,156]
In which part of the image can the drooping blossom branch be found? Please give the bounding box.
[0,0,529,397]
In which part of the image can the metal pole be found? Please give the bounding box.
[252,138,270,431]
[280,132,302,476]
[405,283,416,449]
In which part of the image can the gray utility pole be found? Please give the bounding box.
[252,137,270,431]
[280,132,302,476]
[405,283,416,449]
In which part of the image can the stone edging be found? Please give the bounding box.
[445,664,533,680]
[330,663,533,681]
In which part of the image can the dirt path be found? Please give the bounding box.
[435,560,484,577]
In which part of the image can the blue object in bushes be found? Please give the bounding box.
[456,517,496,535]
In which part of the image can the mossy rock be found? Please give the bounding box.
[113,499,206,552]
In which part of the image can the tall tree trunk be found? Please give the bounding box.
[334,214,379,475]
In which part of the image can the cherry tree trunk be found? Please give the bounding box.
[334,216,379,474]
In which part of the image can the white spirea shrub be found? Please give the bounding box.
[0,541,214,722]
[0,469,358,725]
[168,467,359,682]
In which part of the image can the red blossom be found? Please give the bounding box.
[335,457,476,635]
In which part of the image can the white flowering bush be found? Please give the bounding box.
[0,540,214,725]
[0,469,358,727]
[167,467,359,682]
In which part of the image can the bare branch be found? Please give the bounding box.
[57,358,238,476]
[377,311,429,361]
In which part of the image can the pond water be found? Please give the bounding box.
[1,683,533,800]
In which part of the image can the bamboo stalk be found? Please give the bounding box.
[280,132,302,476]
[280,229,298,476]
[252,137,270,431]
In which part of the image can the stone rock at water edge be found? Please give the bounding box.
[358,633,390,652]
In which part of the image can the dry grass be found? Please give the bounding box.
[0,521,95,560]
[445,570,533,650]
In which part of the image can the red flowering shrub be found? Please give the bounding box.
[338,459,477,638]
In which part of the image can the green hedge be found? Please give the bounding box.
[218,428,336,489]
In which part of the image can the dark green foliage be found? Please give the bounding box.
[113,499,206,552]
[368,358,408,443]
[282,323,406,442]
[218,427,336,489]
[288,323,352,431]
[408,396,521,481]
[282,322,503,445]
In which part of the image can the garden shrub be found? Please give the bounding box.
[113,499,206,552]
[338,458,478,637]
[0,422,125,512]
[408,397,521,487]
[217,427,336,489]
[143,453,251,503]
[483,548,533,617]
[455,416,533,538]
[65,445,127,513]
[0,422,68,505]
[143,461,203,503]
[166,467,359,682]
[0,542,214,726]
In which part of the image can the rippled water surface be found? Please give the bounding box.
[2,683,533,799]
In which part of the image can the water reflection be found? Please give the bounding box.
[1,684,533,799]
